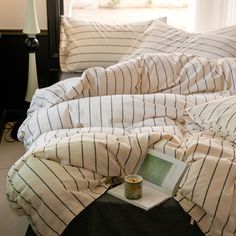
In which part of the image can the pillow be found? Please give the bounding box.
[119,20,236,62]
[207,24,236,38]
[185,96,236,143]
[120,20,188,62]
[59,16,167,72]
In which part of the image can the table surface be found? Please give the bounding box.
[26,192,205,236]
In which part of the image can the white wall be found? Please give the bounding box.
[0,0,47,30]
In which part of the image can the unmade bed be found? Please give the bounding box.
[6,17,236,236]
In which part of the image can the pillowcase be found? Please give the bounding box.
[59,16,167,72]
[207,24,236,38]
[119,20,236,62]
[120,20,188,62]
[185,96,236,143]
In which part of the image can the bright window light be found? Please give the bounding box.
[69,0,189,30]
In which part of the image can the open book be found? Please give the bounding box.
[108,149,188,210]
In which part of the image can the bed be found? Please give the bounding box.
[6,13,236,236]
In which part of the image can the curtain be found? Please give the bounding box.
[63,0,74,17]
[189,0,236,32]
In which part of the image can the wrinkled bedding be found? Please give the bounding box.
[6,53,236,236]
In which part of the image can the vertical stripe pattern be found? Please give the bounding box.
[6,52,236,236]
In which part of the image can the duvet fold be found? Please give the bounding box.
[6,53,236,236]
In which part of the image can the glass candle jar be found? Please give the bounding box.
[124,174,143,199]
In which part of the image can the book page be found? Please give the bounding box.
[108,183,170,210]
[136,149,188,196]
[137,153,173,187]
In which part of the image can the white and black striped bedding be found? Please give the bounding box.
[120,20,236,62]
[60,16,166,72]
[6,53,236,236]
[208,24,236,38]
[186,95,236,144]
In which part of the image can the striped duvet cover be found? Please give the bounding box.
[6,53,236,236]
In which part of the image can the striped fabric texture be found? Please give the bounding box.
[60,16,166,72]
[208,24,236,38]
[7,53,236,236]
[185,96,236,143]
[120,20,236,62]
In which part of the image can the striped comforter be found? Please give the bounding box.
[6,53,236,236]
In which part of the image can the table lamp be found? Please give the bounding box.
[23,0,40,102]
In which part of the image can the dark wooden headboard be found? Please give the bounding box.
[46,0,64,79]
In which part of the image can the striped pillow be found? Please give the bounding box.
[60,16,166,72]
[120,20,236,62]
[207,24,236,38]
[185,96,236,143]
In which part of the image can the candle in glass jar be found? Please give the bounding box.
[124,174,143,199]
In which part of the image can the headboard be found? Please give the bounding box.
[46,0,64,78]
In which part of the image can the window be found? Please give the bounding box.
[69,0,189,30]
